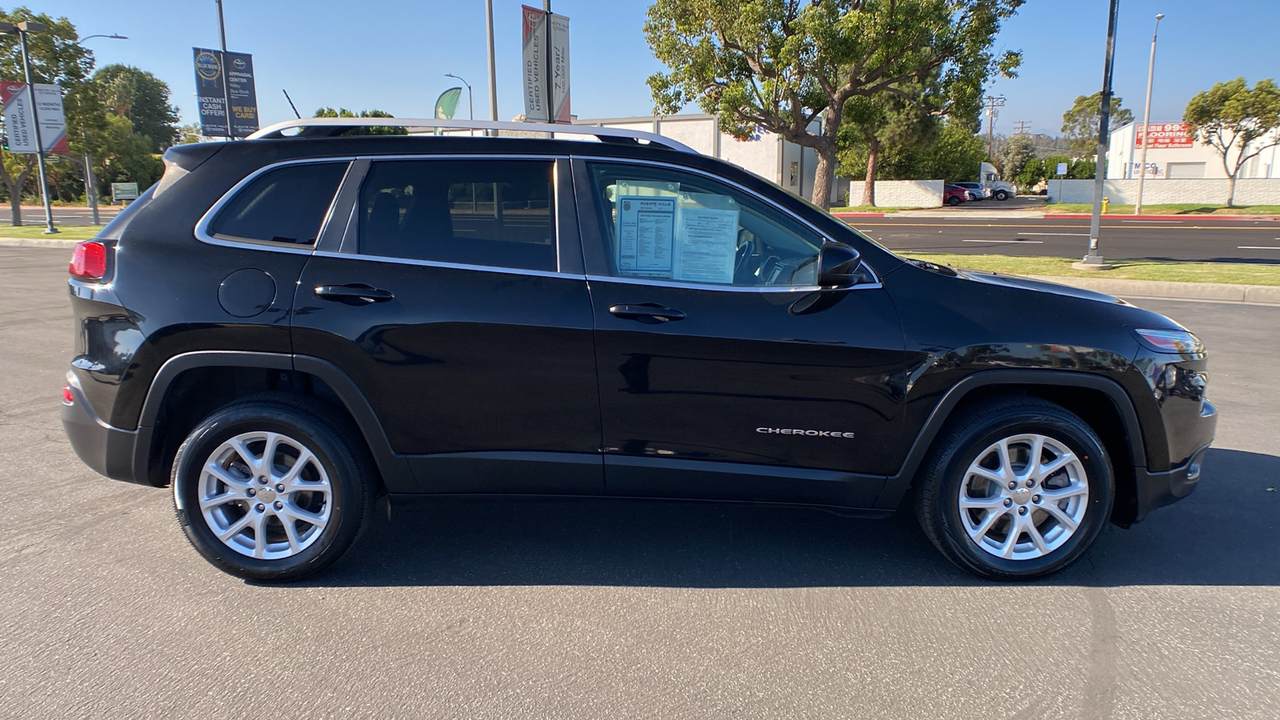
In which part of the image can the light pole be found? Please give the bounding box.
[444,73,474,120]
[76,33,128,225]
[1,21,58,232]
[486,0,498,124]
[1134,13,1164,216]
[1077,0,1120,270]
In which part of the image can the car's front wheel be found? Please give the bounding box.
[994,190,1010,201]
[915,397,1113,580]
[171,397,375,582]
[947,195,962,206]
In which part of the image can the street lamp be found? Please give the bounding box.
[1134,13,1165,216]
[0,20,58,233]
[76,33,128,225]
[444,73,474,120]
[444,73,474,137]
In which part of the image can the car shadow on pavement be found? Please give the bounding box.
[291,447,1279,589]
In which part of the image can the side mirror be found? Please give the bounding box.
[816,243,862,288]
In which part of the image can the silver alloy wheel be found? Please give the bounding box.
[957,433,1089,560]
[197,431,333,560]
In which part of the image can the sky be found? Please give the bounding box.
[34,0,1280,138]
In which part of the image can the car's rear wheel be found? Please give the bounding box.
[171,397,374,582]
[915,397,1113,580]
[994,190,1010,201]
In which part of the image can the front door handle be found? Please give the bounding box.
[608,303,686,323]
[314,284,394,305]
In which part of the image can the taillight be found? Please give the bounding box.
[62,383,75,405]
[69,241,107,280]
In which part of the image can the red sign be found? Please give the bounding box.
[1136,122,1194,148]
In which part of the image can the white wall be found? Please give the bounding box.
[1050,178,1280,205]
[848,180,944,208]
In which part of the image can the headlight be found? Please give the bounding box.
[1134,328,1204,354]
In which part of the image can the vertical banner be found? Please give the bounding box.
[193,47,227,137]
[0,81,68,154]
[193,47,259,137]
[549,13,570,123]
[521,5,548,123]
[225,52,259,137]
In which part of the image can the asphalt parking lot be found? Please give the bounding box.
[2,246,1278,719]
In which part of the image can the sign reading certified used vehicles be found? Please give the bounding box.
[757,427,856,438]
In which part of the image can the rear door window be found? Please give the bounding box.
[356,159,556,272]
[210,162,348,245]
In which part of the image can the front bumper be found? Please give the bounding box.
[1133,441,1211,523]
[1131,397,1217,523]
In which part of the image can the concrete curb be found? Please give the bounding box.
[0,236,82,249]
[1030,274,1280,306]
[831,211,886,218]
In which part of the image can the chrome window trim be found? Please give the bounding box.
[194,156,356,254]
[571,154,882,289]
[311,250,578,281]
[343,154,564,273]
[586,274,883,294]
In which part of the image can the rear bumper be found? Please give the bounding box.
[61,376,152,486]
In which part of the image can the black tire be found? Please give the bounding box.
[947,195,962,206]
[914,397,1113,580]
[994,190,1010,201]
[171,396,375,582]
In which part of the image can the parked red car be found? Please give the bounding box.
[943,184,969,206]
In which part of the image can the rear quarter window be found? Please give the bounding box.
[209,162,348,245]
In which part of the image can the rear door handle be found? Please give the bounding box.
[314,284,394,305]
[608,303,686,323]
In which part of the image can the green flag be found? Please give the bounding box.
[435,87,462,120]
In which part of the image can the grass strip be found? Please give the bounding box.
[0,225,105,240]
[904,253,1280,286]
[1044,203,1280,216]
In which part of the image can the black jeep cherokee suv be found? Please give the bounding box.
[62,119,1216,582]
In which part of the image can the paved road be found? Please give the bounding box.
[2,247,1278,719]
[4,205,121,227]
[848,216,1280,263]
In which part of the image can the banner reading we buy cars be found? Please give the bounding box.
[0,81,69,155]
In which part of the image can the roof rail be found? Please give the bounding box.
[246,118,698,154]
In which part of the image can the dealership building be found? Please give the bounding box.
[1106,121,1280,179]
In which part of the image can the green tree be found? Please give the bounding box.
[1014,156,1044,190]
[1184,77,1280,207]
[842,118,985,183]
[93,64,180,152]
[644,0,1023,209]
[1061,92,1133,158]
[0,7,94,225]
[175,122,204,145]
[837,76,942,205]
[994,132,1034,180]
[96,113,162,193]
[313,107,406,135]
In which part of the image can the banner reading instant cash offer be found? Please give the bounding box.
[193,47,259,138]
